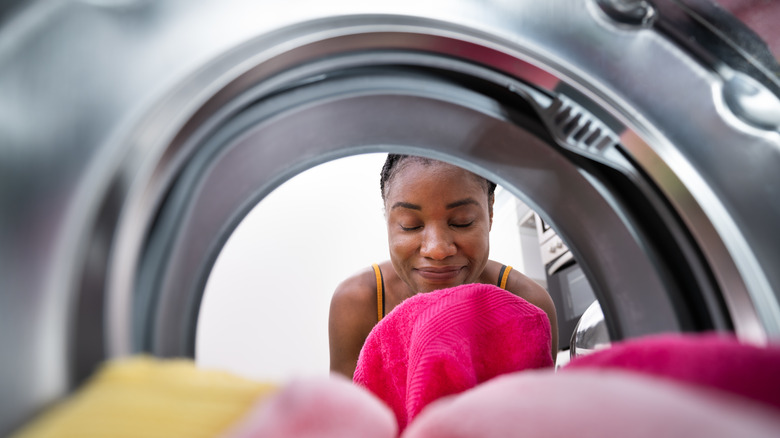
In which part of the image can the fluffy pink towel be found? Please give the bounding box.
[563,332,780,412]
[224,374,397,438]
[402,369,780,438]
[353,283,553,431]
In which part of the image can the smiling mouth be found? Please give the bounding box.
[415,267,464,282]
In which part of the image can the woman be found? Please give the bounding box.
[328,154,558,378]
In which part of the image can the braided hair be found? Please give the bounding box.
[379,154,497,202]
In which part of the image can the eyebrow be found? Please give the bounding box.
[391,202,421,211]
[391,198,481,211]
[446,198,481,209]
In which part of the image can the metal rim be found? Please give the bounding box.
[97,18,762,359]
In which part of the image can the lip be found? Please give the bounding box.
[414,266,464,282]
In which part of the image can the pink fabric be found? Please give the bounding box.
[563,332,780,412]
[402,369,780,438]
[224,374,397,438]
[353,283,553,432]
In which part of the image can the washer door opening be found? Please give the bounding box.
[194,153,551,381]
[126,58,730,366]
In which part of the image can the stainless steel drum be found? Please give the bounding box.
[1,0,778,434]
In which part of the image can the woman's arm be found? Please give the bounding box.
[505,271,559,364]
[328,272,377,379]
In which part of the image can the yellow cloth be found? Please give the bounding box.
[12,357,277,438]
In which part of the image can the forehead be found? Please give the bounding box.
[385,160,488,202]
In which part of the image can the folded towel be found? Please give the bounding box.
[353,283,553,431]
[11,357,277,438]
[223,374,397,438]
[563,332,780,412]
[402,368,780,438]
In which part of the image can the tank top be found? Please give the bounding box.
[372,264,513,322]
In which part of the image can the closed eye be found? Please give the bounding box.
[451,221,474,228]
[400,225,422,232]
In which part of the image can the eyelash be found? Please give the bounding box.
[399,221,474,232]
[452,221,474,228]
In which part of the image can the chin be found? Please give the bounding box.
[418,282,459,294]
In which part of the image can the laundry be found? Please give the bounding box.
[223,374,396,438]
[353,283,554,431]
[403,333,780,437]
[11,358,397,438]
[562,332,780,412]
[11,333,780,437]
[10,357,277,438]
[401,367,780,438]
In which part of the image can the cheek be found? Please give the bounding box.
[461,230,490,258]
[387,231,417,257]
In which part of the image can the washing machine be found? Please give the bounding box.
[1,0,778,434]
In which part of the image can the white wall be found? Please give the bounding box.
[195,153,540,382]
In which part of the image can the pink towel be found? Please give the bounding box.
[563,332,780,412]
[402,369,780,438]
[353,283,553,431]
[224,374,397,438]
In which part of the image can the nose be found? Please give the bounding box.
[419,225,457,260]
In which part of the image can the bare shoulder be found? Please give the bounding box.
[329,266,378,335]
[483,261,541,300]
[331,266,377,310]
[506,267,555,318]
[328,266,379,378]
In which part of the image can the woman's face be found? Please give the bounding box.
[385,160,493,294]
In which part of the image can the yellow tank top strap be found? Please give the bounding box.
[372,263,384,322]
[498,265,513,290]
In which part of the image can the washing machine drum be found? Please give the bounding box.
[1,0,779,433]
